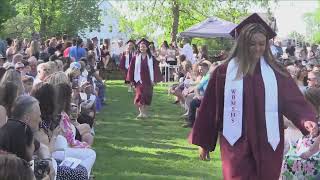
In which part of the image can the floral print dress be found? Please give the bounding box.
[60,111,90,148]
[281,134,320,180]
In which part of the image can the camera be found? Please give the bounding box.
[34,158,50,180]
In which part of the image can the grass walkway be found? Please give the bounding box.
[92,80,222,180]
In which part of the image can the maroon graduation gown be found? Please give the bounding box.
[189,61,317,180]
[126,55,162,106]
[120,52,133,83]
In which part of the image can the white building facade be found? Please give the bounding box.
[80,0,128,45]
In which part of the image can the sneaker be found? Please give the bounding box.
[136,114,143,118]
[137,114,147,119]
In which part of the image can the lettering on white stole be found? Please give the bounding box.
[230,89,236,123]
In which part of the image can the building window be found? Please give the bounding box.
[100,39,103,45]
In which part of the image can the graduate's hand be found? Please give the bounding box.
[304,121,318,136]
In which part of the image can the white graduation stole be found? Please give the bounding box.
[223,57,280,151]
[125,53,130,69]
[134,54,154,83]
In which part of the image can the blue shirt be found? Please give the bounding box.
[197,73,210,95]
[69,46,86,61]
[0,40,6,57]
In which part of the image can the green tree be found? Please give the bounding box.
[288,31,305,46]
[115,0,273,44]
[304,0,320,43]
[0,0,17,29]
[0,14,34,38]
[10,0,101,39]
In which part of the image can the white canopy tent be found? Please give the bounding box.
[179,17,237,39]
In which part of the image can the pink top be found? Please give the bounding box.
[60,112,90,148]
[63,47,71,57]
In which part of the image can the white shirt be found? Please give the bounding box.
[181,43,195,64]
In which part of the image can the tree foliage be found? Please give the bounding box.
[2,0,101,39]
[304,1,320,44]
[116,0,273,45]
[288,31,306,44]
[1,14,34,38]
[0,0,16,28]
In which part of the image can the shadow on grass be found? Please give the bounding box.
[93,80,222,180]
[93,144,215,179]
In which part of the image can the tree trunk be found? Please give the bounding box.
[38,1,47,39]
[29,0,36,36]
[29,0,34,16]
[171,0,180,43]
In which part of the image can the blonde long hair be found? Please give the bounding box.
[29,41,39,56]
[0,69,25,95]
[226,23,288,78]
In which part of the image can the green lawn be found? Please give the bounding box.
[92,80,222,180]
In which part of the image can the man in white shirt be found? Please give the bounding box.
[180,38,195,64]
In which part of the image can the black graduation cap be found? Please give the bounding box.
[230,13,277,40]
[137,38,150,47]
[126,39,135,44]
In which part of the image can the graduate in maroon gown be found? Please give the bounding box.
[126,38,162,118]
[120,40,136,92]
[189,13,318,180]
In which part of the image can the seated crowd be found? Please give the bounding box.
[0,36,108,179]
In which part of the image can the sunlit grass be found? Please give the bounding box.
[92,80,222,180]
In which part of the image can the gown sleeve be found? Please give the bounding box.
[281,75,317,135]
[153,58,163,83]
[126,56,136,83]
[188,67,221,151]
